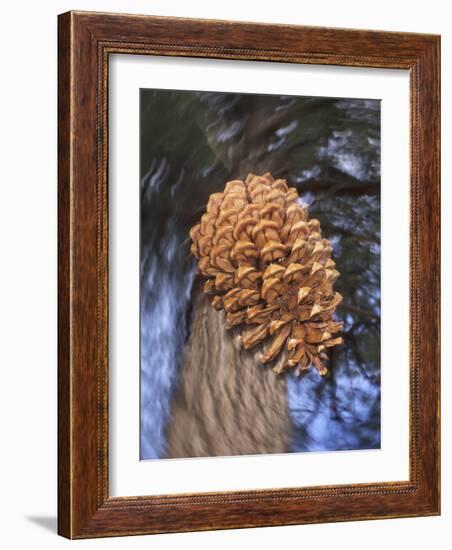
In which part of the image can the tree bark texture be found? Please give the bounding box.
[165,284,292,458]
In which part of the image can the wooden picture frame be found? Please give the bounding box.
[58,10,440,539]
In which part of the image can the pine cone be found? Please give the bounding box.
[189,172,343,376]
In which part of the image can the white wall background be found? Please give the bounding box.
[0,1,449,548]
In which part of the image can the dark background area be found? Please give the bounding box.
[140,89,381,459]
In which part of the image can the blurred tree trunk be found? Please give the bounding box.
[165,282,291,458]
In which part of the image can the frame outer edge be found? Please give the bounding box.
[436,36,441,516]
[57,11,73,539]
[424,35,441,514]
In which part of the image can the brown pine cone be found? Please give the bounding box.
[189,172,343,376]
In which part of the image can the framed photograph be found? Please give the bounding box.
[58,11,440,538]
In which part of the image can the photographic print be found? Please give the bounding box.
[140,89,381,460]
